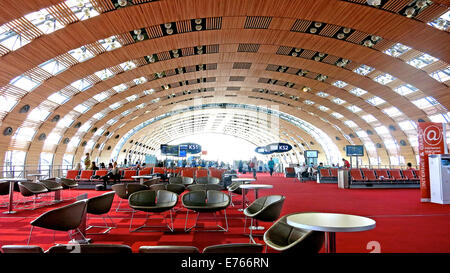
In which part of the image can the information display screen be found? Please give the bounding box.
[305,150,318,158]
[161,144,179,156]
[346,145,364,156]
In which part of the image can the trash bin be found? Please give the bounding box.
[338,169,349,189]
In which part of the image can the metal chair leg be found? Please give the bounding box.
[86,214,116,235]
[129,210,174,232]
[27,226,34,245]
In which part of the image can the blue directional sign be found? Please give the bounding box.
[180,143,202,154]
[255,143,292,154]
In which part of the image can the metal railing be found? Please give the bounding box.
[1,165,73,179]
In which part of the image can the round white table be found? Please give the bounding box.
[132,175,156,184]
[27,173,47,182]
[0,178,29,214]
[232,178,255,183]
[286,212,376,253]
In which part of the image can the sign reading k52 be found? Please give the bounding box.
[255,143,292,154]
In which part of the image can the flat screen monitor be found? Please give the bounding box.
[346,145,364,156]
[305,150,318,158]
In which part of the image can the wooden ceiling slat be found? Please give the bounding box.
[145,25,164,39]
[90,0,115,13]
[175,20,192,34]
[115,32,135,46]
[414,3,449,23]
[291,19,311,32]
[381,0,411,13]
[4,18,43,41]
[47,3,78,26]
[319,24,341,37]
[345,30,367,44]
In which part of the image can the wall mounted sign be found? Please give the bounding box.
[255,143,292,154]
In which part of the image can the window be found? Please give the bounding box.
[344,120,358,128]
[98,36,121,51]
[407,53,439,69]
[316,92,329,97]
[383,107,403,117]
[78,121,92,132]
[109,102,121,110]
[68,136,81,147]
[71,78,92,91]
[332,81,347,88]
[39,152,53,172]
[373,73,396,85]
[113,84,128,93]
[134,77,147,85]
[429,113,449,123]
[39,59,67,75]
[48,92,69,104]
[347,105,362,113]
[331,112,343,119]
[27,108,51,122]
[56,116,74,128]
[4,150,26,177]
[126,95,138,102]
[383,43,411,57]
[120,61,136,71]
[303,100,314,105]
[95,69,114,80]
[428,10,449,31]
[375,126,390,135]
[0,30,31,51]
[362,114,377,123]
[398,120,417,131]
[44,133,62,145]
[349,88,367,96]
[0,95,18,112]
[62,154,74,168]
[356,130,368,138]
[318,105,329,112]
[390,156,399,165]
[93,113,104,120]
[69,47,94,62]
[65,0,100,21]
[332,98,346,105]
[412,97,438,109]
[13,127,36,141]
[367,96,386,106]
[144,89,155,95]
[107,118,118,125]
[394,84,418,96]
[353,64,374,76]
[93,91,109,102]
[10,76,39,91]
[429,68,450,83]
[73,104,90,113]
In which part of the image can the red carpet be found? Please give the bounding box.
[1,173,449,253]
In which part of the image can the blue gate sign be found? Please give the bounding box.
[255,143,292,154]
[180,143,202,154]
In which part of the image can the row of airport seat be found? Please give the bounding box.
[318,168,420,185]
[349,168,420,184]
[65,167,226,183]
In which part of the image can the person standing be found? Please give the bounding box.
[251,156,258,179]
[268,158,275,176]
[342,158,351,169]
[83,153,91,170]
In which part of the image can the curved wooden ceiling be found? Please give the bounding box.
[0,0,448,168]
